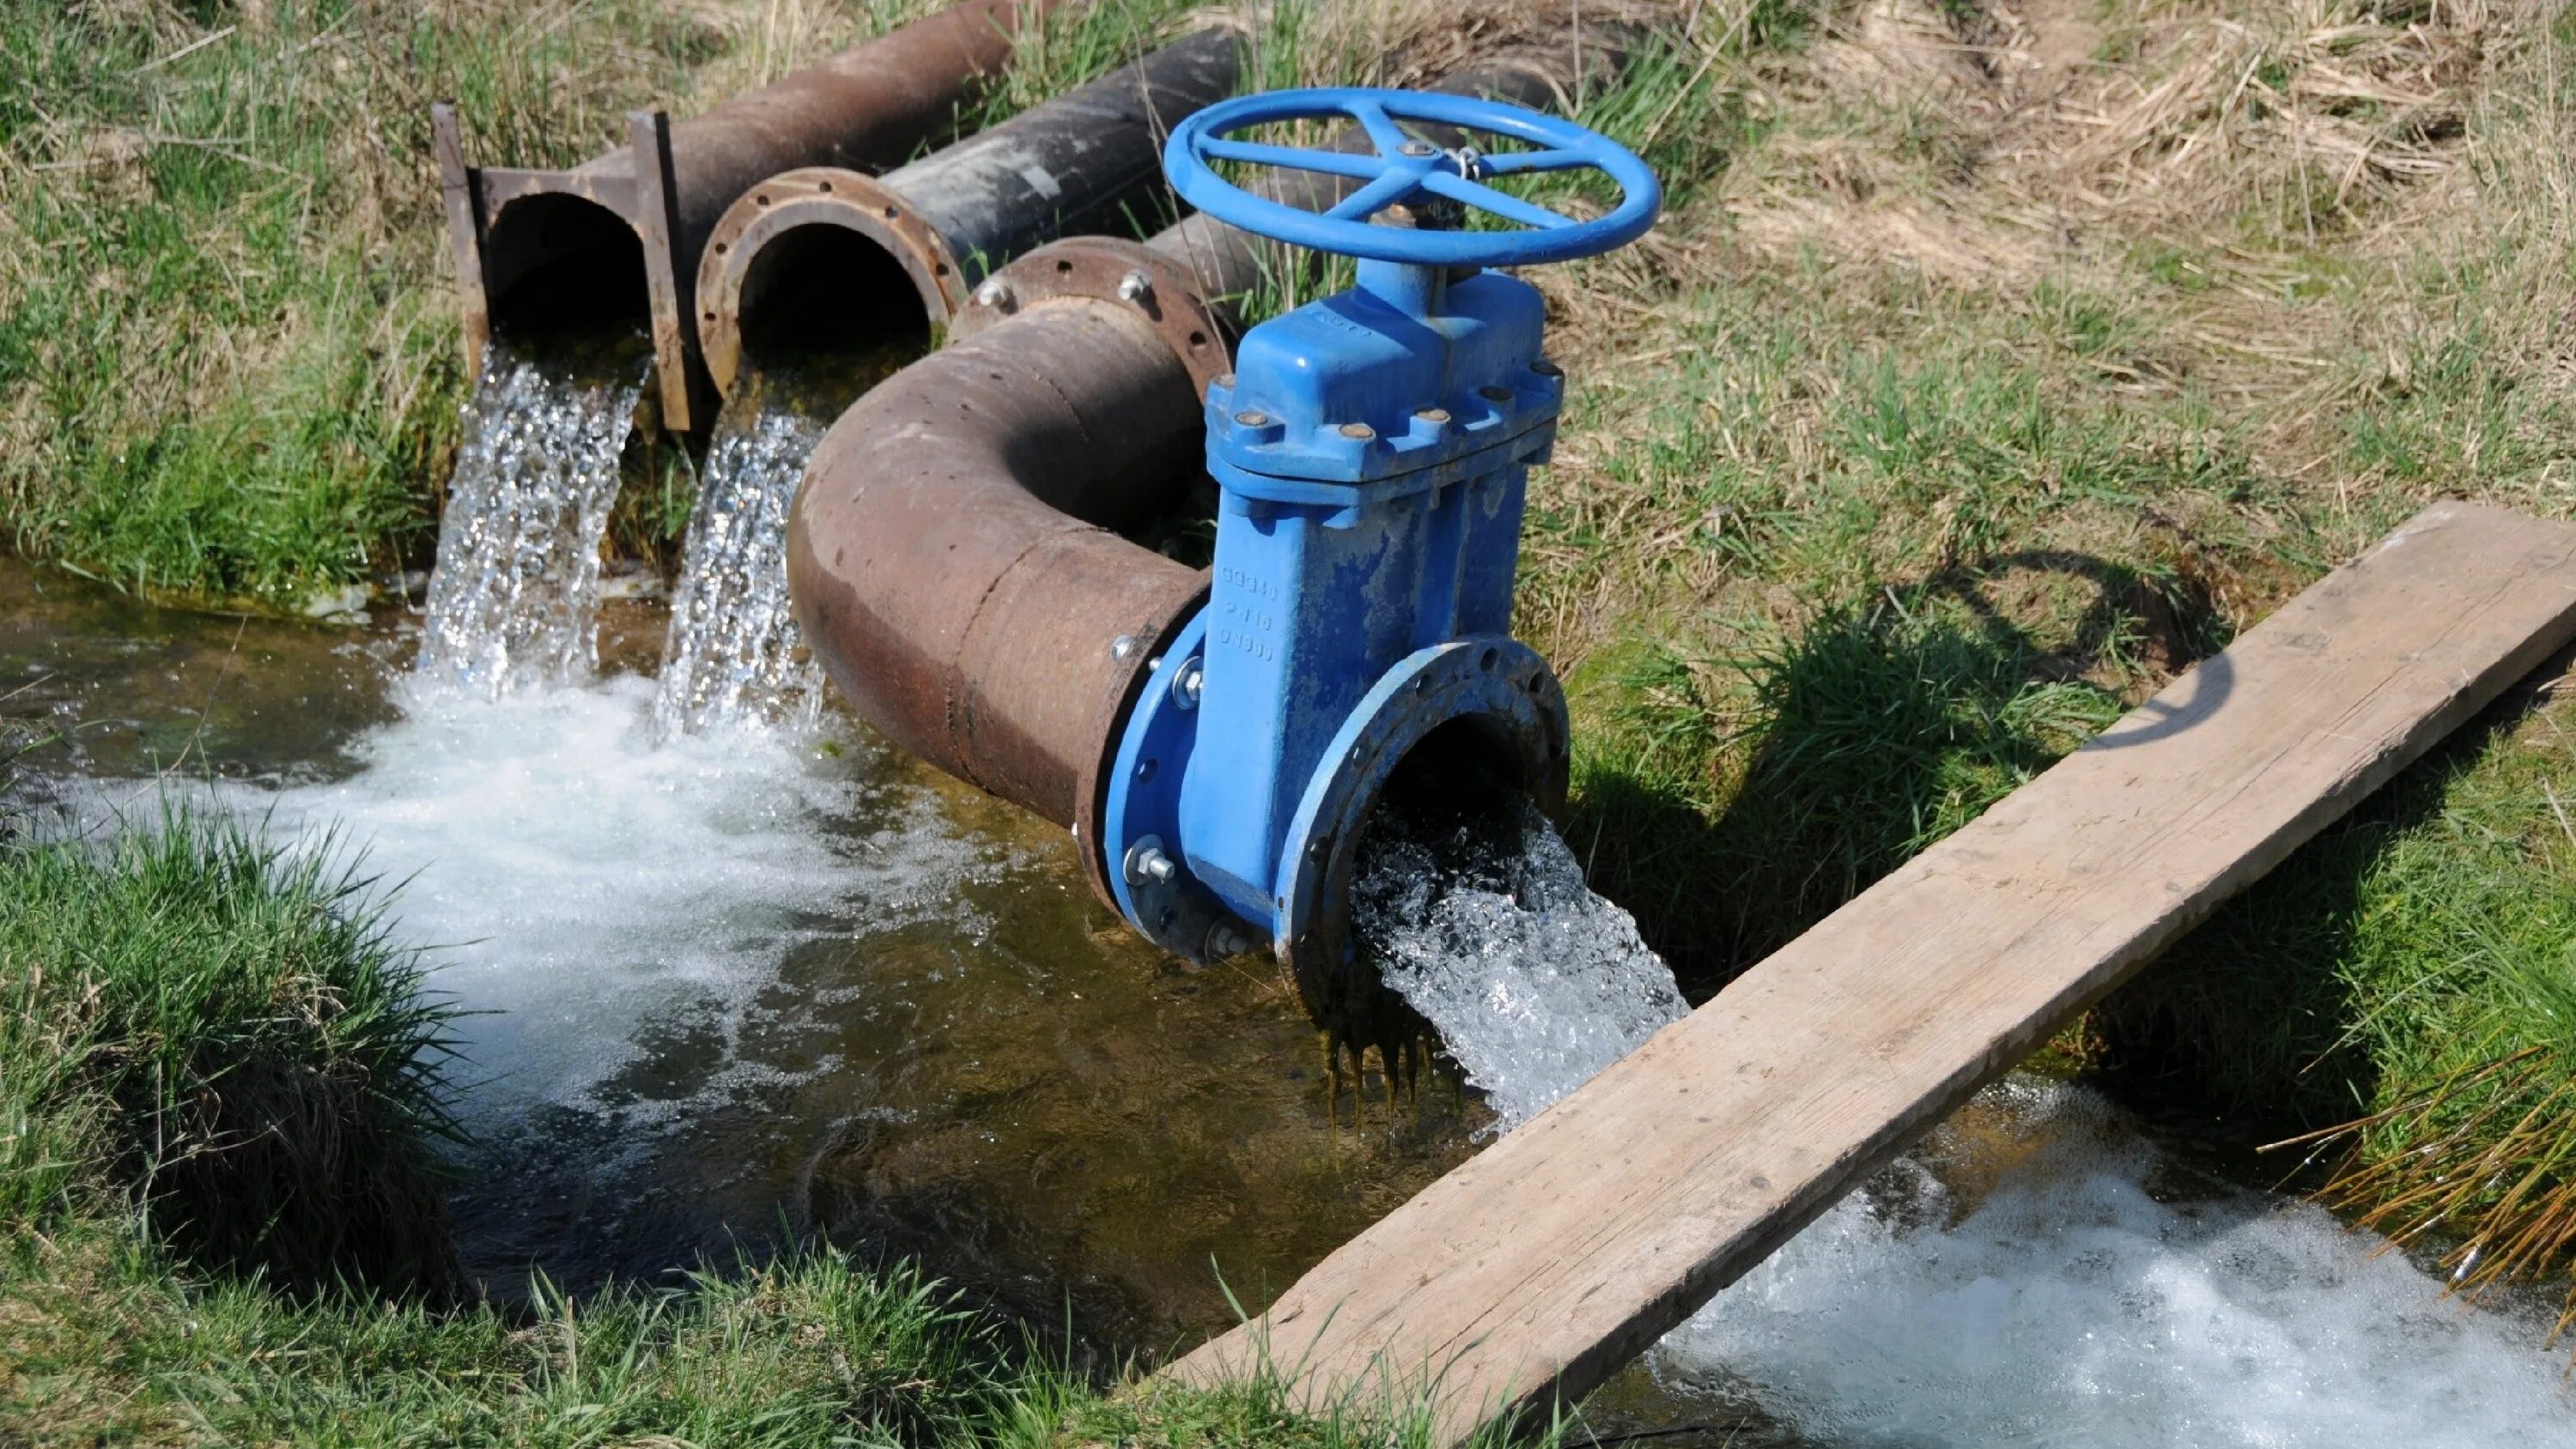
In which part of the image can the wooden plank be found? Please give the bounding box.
[1171,500,2576,1440]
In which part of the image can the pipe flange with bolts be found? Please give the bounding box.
[952,234,1235,398]
[694,167,964,397]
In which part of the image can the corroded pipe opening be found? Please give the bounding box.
[478,193,653,340]
[701,29,1242,400]
[1298,710,1570,1055]
[697,171,960,397]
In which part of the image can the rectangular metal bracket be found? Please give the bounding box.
[629,108,703,434]
[430,102,492,382]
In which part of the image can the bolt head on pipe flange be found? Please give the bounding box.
[694,167,964,398]
[951,234,1234,398]
[1096,614,1250,965]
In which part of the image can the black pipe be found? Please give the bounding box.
[697,29,1241,397]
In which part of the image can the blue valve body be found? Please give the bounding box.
[1100,88,1649,973]
[1179,271,1554,923]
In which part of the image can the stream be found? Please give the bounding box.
[7,518,2574,1440]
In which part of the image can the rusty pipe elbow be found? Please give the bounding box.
[787,300,1207,873]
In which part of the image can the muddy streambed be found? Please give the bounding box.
[9,558,2575,1446]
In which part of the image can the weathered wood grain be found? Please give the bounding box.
[1171,500,2576,1441]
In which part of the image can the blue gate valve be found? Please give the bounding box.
[1101,88,1660,1010]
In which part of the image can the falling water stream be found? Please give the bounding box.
[653,351,909,737]
[650,403,830,735]
[416,344,647,695]
[1356,797,1685,1130]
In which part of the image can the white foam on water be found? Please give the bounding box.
[652,405,829,737]
[1655,1078,2576,1447]
[1356,812,2576,1443]
[221,676,999,1124]
[1354,799,1686,1130]
[416,350,641,696]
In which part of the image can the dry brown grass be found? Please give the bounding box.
[1522,0,2571,677]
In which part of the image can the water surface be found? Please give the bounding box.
[10,556,2574,1440]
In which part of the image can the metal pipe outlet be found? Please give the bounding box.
[695,28,1241,397]
[431,0,1056,433]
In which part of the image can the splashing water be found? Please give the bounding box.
[653,352,913,736]
[1357,803,2576,1443]
[651,404,829,737]
[1354,798,1686,1131]
[417,349,642,696]
[1653,1078,2576,1448]
[222,676,1001,1125]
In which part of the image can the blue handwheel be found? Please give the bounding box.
[1163,88,1661,269]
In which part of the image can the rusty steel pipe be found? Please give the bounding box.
[696,28,1240,398]
[794,39,1631,917]
[432,0,1056,433]
[787,300,1206,837]
[948,43,1629,363]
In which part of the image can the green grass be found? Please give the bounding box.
[7,1220,1566,1448]
[0,805,460,1294]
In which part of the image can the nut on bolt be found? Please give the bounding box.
[974,276,1015,312]
[1170,657,1205,709]
[1116,270,1154,303]
[1205,920,1257,960]
[1122,835,1180,887]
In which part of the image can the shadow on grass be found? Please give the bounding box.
[1567,549,2575,1153]
[2092,652,2576,1144]
[1564,551,2193,1000]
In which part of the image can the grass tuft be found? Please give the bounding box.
[0,803,462,1294]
